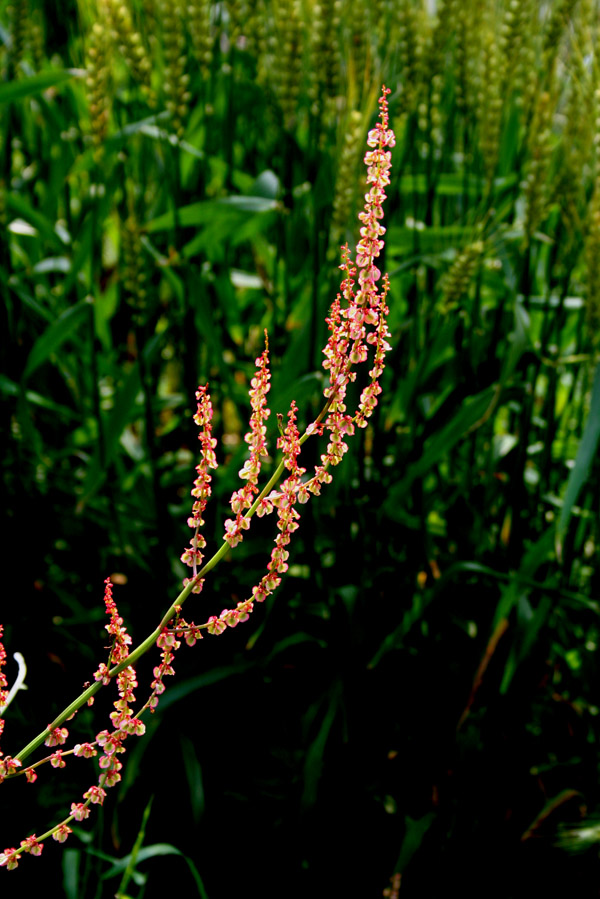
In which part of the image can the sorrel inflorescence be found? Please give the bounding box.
[0,85,395,870]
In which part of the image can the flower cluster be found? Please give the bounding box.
[0,833,43,871]
[0,625,7,742]
[0,628,22,788]
[93,577,133,688]
[310,86,394,488]
[0,754,21,785]
[149,629,180,707]
[1,582,149,869]
[252,402,305,601]
[223,337,272,549]
[0,85,396,872]
[175,89,396,626]
[181,386,218,592]
[104,577,132,666]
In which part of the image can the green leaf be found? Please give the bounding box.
[395,813,435,873]
[555,361,600,561]
[500,294,533,381]
[77,364,143,507]
[6,193,70,249]
[252,169,280,198]
[62,848,81,899]
[492,529,554,628]
[0,68,78,104]
[145,197,278,234]
[180,734,205,825]
[157,662,253,710]
[116,796,154,896]
[499,593,552,694]
[387,224,471,255]
[101,844,182,879]
[368,590,433,668]
[385,386,495,507]
[398,172,473,196]
[103,841,210,897]
[301,681,341,808]
[0,374,79,419]
[22,300,91,380]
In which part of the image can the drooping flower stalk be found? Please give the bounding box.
[0,86,395,871]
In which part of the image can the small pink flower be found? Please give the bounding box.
[223,517,245,548]
[123,717,145,736]
[93,662,110,684]
[256,496,274,517]
[70,803,91,821]
[184,624,203,646]
[157,630,176,650]
[220,609,240,628]
[0,848,21,869]
[74,742,97,759]
[52,825,72,843]
[104,766,122,787]
[0,756,21,781]
[50,751,66,769]
[83,785,106,805]
[44,727,69,748]
[206,616,227,636]
[19,835,43,856]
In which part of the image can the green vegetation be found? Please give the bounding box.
[1,0,600,896]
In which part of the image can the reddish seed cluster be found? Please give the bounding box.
[1,580,151,869]
[177,88,396,628]
[0,625,7,744]
[254,402,305,597]
[181,386,219,592]
[44,727,69,748]
[0,627,21,789]
[312,86,394,486]
[223,336,272,549]
[103,577,132,667]
[0,833,43,870]
[0,755,21,784]
[150,629,180,706]
[0,85,396,872]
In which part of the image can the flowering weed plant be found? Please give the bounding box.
[0,86,395,872]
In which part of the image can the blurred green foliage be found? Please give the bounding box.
[1,0,600,896]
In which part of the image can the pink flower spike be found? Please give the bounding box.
[0,625,8,746]
[308,86,394,493]
[221,333,272,548]
[182,385,218,587]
